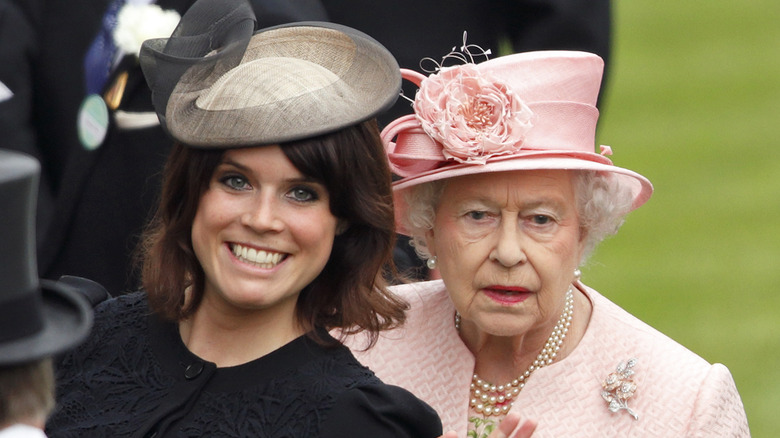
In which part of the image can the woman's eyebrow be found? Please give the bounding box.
[520,197,567,210]
[217,158,249,172]
[218,159,321,185]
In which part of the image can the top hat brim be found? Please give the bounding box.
[0,280,93,366]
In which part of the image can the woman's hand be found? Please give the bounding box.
[438,413,537,438]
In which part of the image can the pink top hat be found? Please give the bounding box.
[382,50,653,234]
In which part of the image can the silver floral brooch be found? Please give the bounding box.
[601,358,639,420]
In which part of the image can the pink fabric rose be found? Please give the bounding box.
[413,64,534,164]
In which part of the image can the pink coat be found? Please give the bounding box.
[347,280,750,437]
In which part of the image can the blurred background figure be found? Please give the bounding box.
[0,0,328,295]
[0,0,44,221]
[0,150,93,437]
[322,0,611,123]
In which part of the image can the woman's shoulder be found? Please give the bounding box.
[528,285,749,436]
[388,279,450,310]
[279,342,442,437]
[58,291,151,366]
[318,355,443,437]
[321,384,442,438]
[388,278,447,295]
[93,290,148,314]
[348,280,456,352]
[90,291,149,332]
[582,286,748,417]
[49,292,168,435]
[583,285,712,370]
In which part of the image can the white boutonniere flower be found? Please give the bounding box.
[113,3,181,58]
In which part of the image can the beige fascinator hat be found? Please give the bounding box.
[139,0,401,147]
[383,47,653,234]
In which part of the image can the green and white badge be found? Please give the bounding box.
[77,94,110,151]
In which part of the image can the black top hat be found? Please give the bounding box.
[0,149,93,365]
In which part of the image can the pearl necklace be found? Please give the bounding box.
[456,287,574,417]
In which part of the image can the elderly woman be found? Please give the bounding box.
[347,49,750,437]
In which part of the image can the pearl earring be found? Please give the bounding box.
[574,268,582,281]
[426,256,438,270]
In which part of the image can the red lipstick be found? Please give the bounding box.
[482,285,531,305]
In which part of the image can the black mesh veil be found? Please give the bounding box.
[138,0,401,148]
[139,0,257,132]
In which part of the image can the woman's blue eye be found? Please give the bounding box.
[289,187,318,202]
[467,211,487,220]
[532,215,550,225]
[221,175,250,190]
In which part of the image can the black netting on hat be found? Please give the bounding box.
[139,0,256,132]
[140,0,401,148]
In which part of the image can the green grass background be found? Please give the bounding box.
[584,1,779,435]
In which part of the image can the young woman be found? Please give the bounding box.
[44,0,441,436]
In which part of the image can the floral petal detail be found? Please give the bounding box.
[601,359,640,421]
[414,64,534,163]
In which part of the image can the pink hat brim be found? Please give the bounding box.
[393,151,653,236]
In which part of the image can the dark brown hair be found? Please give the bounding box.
[139,120,406,346]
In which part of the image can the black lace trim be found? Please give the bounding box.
[47,292,388,437]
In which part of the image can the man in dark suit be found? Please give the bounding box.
[1,0,328,295]
[321,0,611,123]
[0,149,93,436]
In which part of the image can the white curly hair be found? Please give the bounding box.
[400,170,635,267]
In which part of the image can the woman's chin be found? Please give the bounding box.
[471,313,533,338]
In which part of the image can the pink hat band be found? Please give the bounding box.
[383,100,603,178]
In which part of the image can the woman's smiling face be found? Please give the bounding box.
[427,169,585,338]
[191,145,340,319]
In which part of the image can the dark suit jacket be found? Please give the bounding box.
[321,0,611,124]
[3,0,328,294]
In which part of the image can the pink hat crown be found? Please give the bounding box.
[382,44,653,227]
[383,48,611,178]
